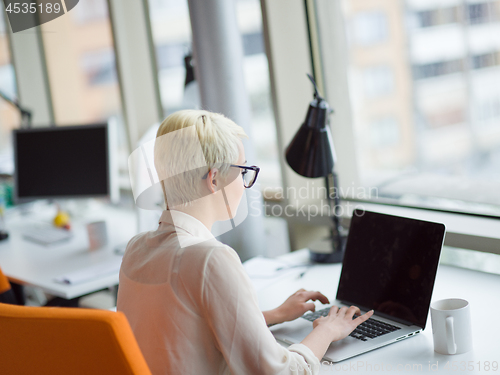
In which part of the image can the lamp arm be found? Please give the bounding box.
[0,90,32,128]
[306,73,323,102]
[325,172,344,251]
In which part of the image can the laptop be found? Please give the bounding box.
[270,209,446,362]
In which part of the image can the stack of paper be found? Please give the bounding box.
[54,257,122,285]
[243,257,309,291]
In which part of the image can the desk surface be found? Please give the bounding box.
[255,250,500,374]
[0,202,137,299]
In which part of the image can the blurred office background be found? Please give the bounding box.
[1,0,500,272]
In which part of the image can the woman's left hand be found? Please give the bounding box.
[263,289,330,326]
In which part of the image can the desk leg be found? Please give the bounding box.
[45,296,80,308]
[10,282,25,305]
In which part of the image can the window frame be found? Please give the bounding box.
[261,0,500,255]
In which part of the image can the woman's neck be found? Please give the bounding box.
[170,205,216,231]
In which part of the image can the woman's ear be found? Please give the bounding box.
[206,168,219,193]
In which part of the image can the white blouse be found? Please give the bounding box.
[117,210,320,375]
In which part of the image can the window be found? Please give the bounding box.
[472,51,500,69]
[242,32,265,55]
[81,49,118,86]
[416,7,460,28]
[322,0,500,216]
[413,59,464,80]
[39,0,122,125]
[235,0,280,190]
[0,5,20,173]
[72,0,108,24]
[424,107,466,128]
[352,11,388,45]
[370,118,400,148]
[413,2,500,28]
[363,65,394,98]
[147,0,281,189]
[147,0,192,115]
[468,2,499,24]
[475,96,500,124]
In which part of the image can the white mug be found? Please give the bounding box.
[430,298,472,355]
[87,221,108,251]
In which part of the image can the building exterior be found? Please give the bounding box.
[343,0,500,210]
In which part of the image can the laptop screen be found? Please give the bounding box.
[336,209,445,328]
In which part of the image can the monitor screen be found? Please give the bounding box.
[336,209,445,328]
[14,124,109,202]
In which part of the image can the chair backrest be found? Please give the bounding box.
[0,266,16,304]
[0,303,152,375]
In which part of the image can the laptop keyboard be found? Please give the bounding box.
[301,307,401,341]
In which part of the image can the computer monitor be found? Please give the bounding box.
[13,123,113,203]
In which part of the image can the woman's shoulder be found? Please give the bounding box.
[121,231,149,257]
[199,242,247,283]
[182,238,239,264]
[177,239,242,279]
[207,243,241,264]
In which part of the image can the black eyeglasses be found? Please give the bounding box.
[231,164,260,189]
[202,164,260,189]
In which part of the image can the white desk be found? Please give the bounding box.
[254,250,500,374]
[0,202,137,300]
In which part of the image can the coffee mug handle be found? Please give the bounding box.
[445,316,457,354]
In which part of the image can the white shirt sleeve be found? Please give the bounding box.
[201,245,320,375]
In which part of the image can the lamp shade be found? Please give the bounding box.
[285,97,336,178]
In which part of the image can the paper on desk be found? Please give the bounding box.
[243,257,308,291]
[53,257,123,285]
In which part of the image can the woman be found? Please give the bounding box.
[117,110,373,374]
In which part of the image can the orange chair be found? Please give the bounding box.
[0,303,152,375]
[0,266,16,304]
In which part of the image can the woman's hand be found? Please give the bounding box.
[263,289,329,326]
[312,305,374,342]
[301,305,374,361]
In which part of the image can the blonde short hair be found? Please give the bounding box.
[154,110,247,207]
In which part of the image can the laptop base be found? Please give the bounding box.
[270,303,422,363]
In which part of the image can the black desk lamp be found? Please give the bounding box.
[285,74,345,263]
